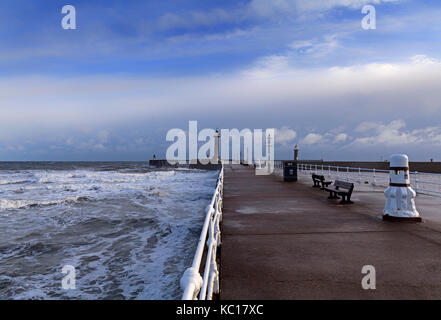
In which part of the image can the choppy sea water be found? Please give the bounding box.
[0,162,218,300]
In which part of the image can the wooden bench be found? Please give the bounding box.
[324,180,354,204]
[312,174,332,190]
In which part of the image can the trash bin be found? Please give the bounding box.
[283,161,297,182]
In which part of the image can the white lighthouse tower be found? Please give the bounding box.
[213,129,220,164]
[383,154,421,222]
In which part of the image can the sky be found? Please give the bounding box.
[1,0,441,161]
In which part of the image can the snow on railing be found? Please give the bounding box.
[297,163,441,196]
[181,165,224,300]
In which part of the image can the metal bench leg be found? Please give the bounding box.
[328,192,339,199]
[339,195,347,204]
[339,195,353,204]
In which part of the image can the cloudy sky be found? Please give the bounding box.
[1,0,441,161]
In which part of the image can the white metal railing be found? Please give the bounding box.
[411,171,441,195]
[274,160,284,169]
[242,160,441,196]
[297,163,441,196]
[252,160,284,169]
[180,165,224,300]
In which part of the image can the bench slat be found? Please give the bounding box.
[334,180,353,189]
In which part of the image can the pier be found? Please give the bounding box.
[219,164,441,299]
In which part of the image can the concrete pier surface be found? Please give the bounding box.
[220,165,441,300]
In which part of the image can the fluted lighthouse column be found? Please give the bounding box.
[213,129,220,164]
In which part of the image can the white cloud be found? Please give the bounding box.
[157,0,399,31]
[158,9,234,31]
[411,54,440,65]
[248,0,400,19]
[2,55,441,153]
[275,126,297,144]
[302,133,324,145]
[247,0,296,18]
[334,133,348,143]
[289,34,340,57]
[243,55,292,78]
[243,33,342,78]
[352,120,441,146]
[289,40,314,50]
[354,120,416,145]
[300,130,349,145]
[293,0,399,12]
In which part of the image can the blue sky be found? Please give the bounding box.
[1,0,441,161]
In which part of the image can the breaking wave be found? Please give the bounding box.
[0,164,218,299]
[0,196,90,210]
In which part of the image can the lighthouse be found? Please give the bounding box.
[213,129,220,164]
[294,145,299,161]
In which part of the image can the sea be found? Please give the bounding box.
[0,162,218,300]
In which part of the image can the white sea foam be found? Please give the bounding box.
[0,196,90,210]
[0,179,32,186]
[0,165,218,300]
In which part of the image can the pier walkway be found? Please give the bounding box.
[220,165,441,299]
